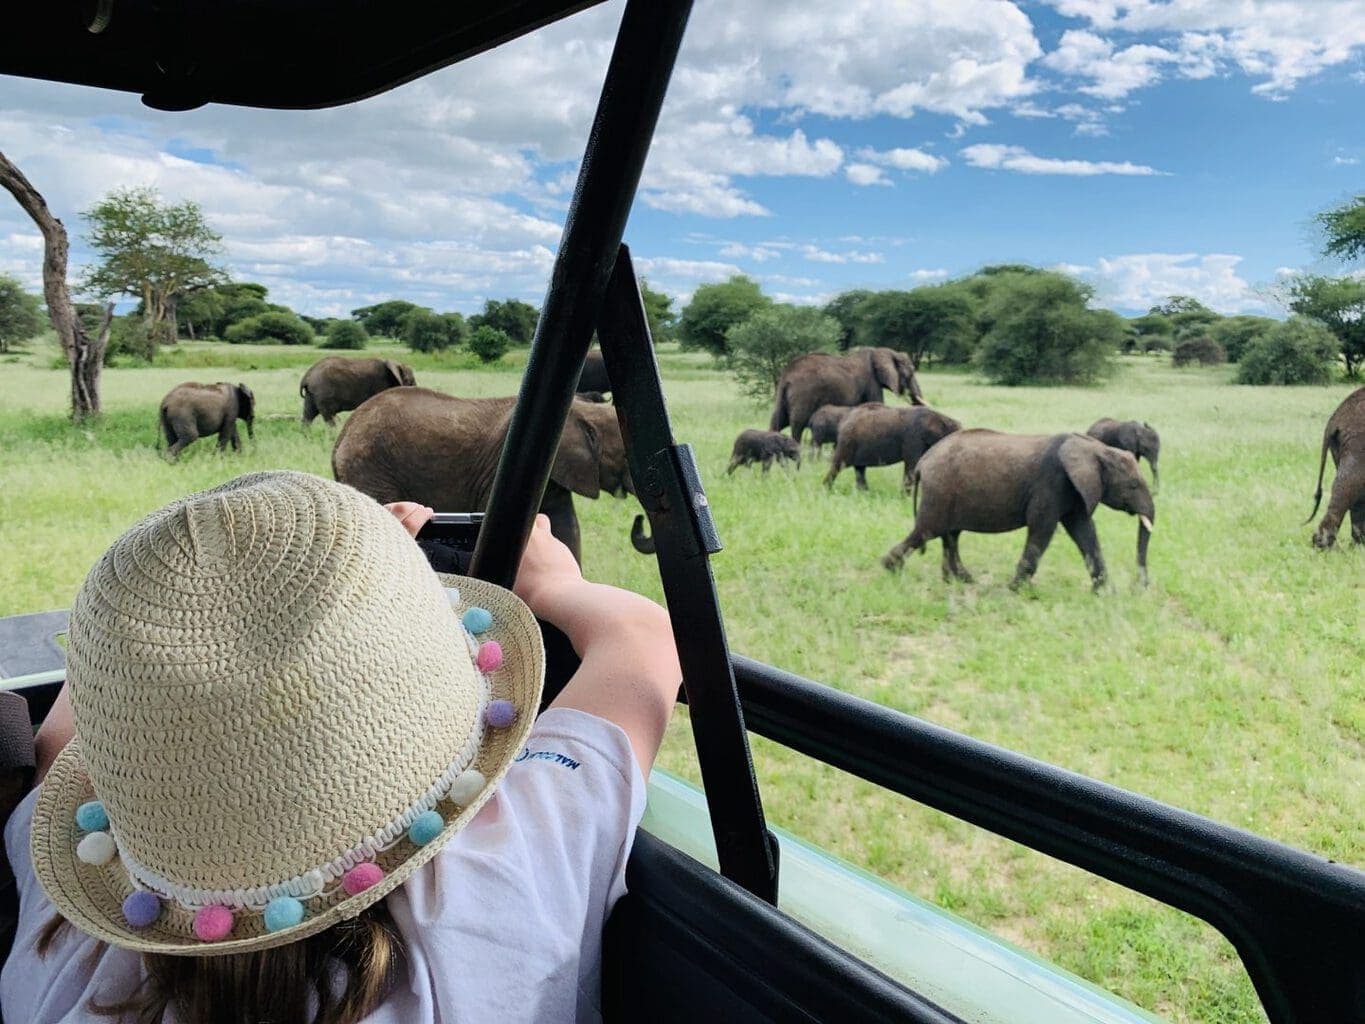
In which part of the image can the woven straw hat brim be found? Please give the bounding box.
[30,574,543,957]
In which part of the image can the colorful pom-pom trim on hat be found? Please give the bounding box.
[264,896,306,933]
[76,831,117,866]
[122,890,161,930]
[75,800,109,832]
[193,905,234,942]
[484,699,517,728]
[462,606,493,634]
[476,640,503,672]
[342,863,384,896]
[408,810,444,846]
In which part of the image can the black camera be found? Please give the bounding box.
[414,513,484,575]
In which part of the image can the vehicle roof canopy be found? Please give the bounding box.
[1,0,606,110]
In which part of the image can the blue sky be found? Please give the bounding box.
[1,0,1362,319]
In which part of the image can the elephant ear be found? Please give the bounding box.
[1059,435,1103,516]
[400,364,416,386]
[550,411,602,499]
[236,383,255,417]
[869,348,900,392]
[383,360,405,387]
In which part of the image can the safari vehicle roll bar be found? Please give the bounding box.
[2,1,1363,1022]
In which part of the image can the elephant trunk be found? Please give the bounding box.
[1149,458,1158,493]
[906,374,925,406]
[631,514,656,555]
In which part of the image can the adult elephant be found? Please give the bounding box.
[1087,418,1160,491]
[158,382,254,460]
[332,388,631,563]
[882,430,1155,591]
[1306,386,1365,548]
[824,405,961,492]
[771,347,923,444]
[300,356,416,427]
[577,350,611,394]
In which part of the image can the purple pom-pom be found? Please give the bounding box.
[122,890,161,929]
[484,699,517,728]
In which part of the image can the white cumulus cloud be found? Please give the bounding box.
[845,163,892,187]
[960,143,1166,176]
[1077,252,1272,314]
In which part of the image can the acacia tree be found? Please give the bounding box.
[82,186,223,352]
[1317,194,1365,264]
[1282,274,1365,377]
[0,151,113,420]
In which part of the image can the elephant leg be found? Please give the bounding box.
[943,532,972,582]
[1061,511,1107,590]
[229,423,243,452]
[883,524,932,571]
[323,413,338,428]
[761,454,773,474]
[1011,518,1059,589]
[1350,499,1365,545]
[727,456,741,475]
[166,433,193,460]
[854,467,868,491]
[301,393,318,427]
[823,454,843,488]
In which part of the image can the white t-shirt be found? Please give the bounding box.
[0,707,646,1024]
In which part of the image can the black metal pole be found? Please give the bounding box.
[597,246,778,902]
[470,0,694,587]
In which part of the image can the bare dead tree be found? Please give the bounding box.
[0,150,113,421]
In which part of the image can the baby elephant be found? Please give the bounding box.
[807,404,857,455]
[883,430,1155,591]
[728,429,801,474]
[1306,386,1365,548]
[158,382,255,460]
[1087,418,1160,490]
[824,405,961,492]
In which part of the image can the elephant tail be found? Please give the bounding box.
[1304,426,1336,524]
[769,382,790,433]
[630,514,656,555]
[911,468,921,517]
[299,377,309,399]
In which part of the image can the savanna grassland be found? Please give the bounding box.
[1,336,1361,1024]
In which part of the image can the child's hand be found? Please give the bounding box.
[514,514,583,613]
[385,501,434,538]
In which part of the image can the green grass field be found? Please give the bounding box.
[2,336,1361,1023]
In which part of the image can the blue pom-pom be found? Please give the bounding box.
[75,801,108,832]
[122,890,161,929]
[408,810,444,846]
[263,896,305,933]
[462,607,493,634]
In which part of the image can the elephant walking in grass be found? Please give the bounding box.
[824,405,960,492]
[1087,418,1161,490]
[332,388,631,563]
[300,356,416,427]
[158,382,254,460]
[883,430,1155,591]
[728,429,801,474]
[1307,386,1365,548]
[771,347,923,444]
[807,404,857,456]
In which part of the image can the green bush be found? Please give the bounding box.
[1236,317,1338,385]
[403,309,459,353]
[322,320,369,350]
[975,272,1120,385]
[679,275,771,358]
[105,315,155,363]
[726,305,841,401]
[0,275,43,353]
[467,325,512,364]
[1209,316,1276,363]
[1172,336,1226,367]
[224,310,314,346]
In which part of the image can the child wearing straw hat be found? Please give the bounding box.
[0,471,682,1024]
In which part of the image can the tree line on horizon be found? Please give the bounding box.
[2,178,1362,410]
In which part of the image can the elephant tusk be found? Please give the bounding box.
[1139,515,1154,533]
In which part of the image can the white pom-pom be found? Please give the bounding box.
[76,831,117,866]
[444,587,461,606]
[448,769,486,806]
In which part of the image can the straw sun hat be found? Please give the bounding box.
[31,471,544,956]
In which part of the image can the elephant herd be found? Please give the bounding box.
[153,351,1364,580]
[156,354,636,562]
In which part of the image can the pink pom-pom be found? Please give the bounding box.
[476,641,504,672]
[342,862,384,896]
[193,905,234,942]
[484,699,517,728]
